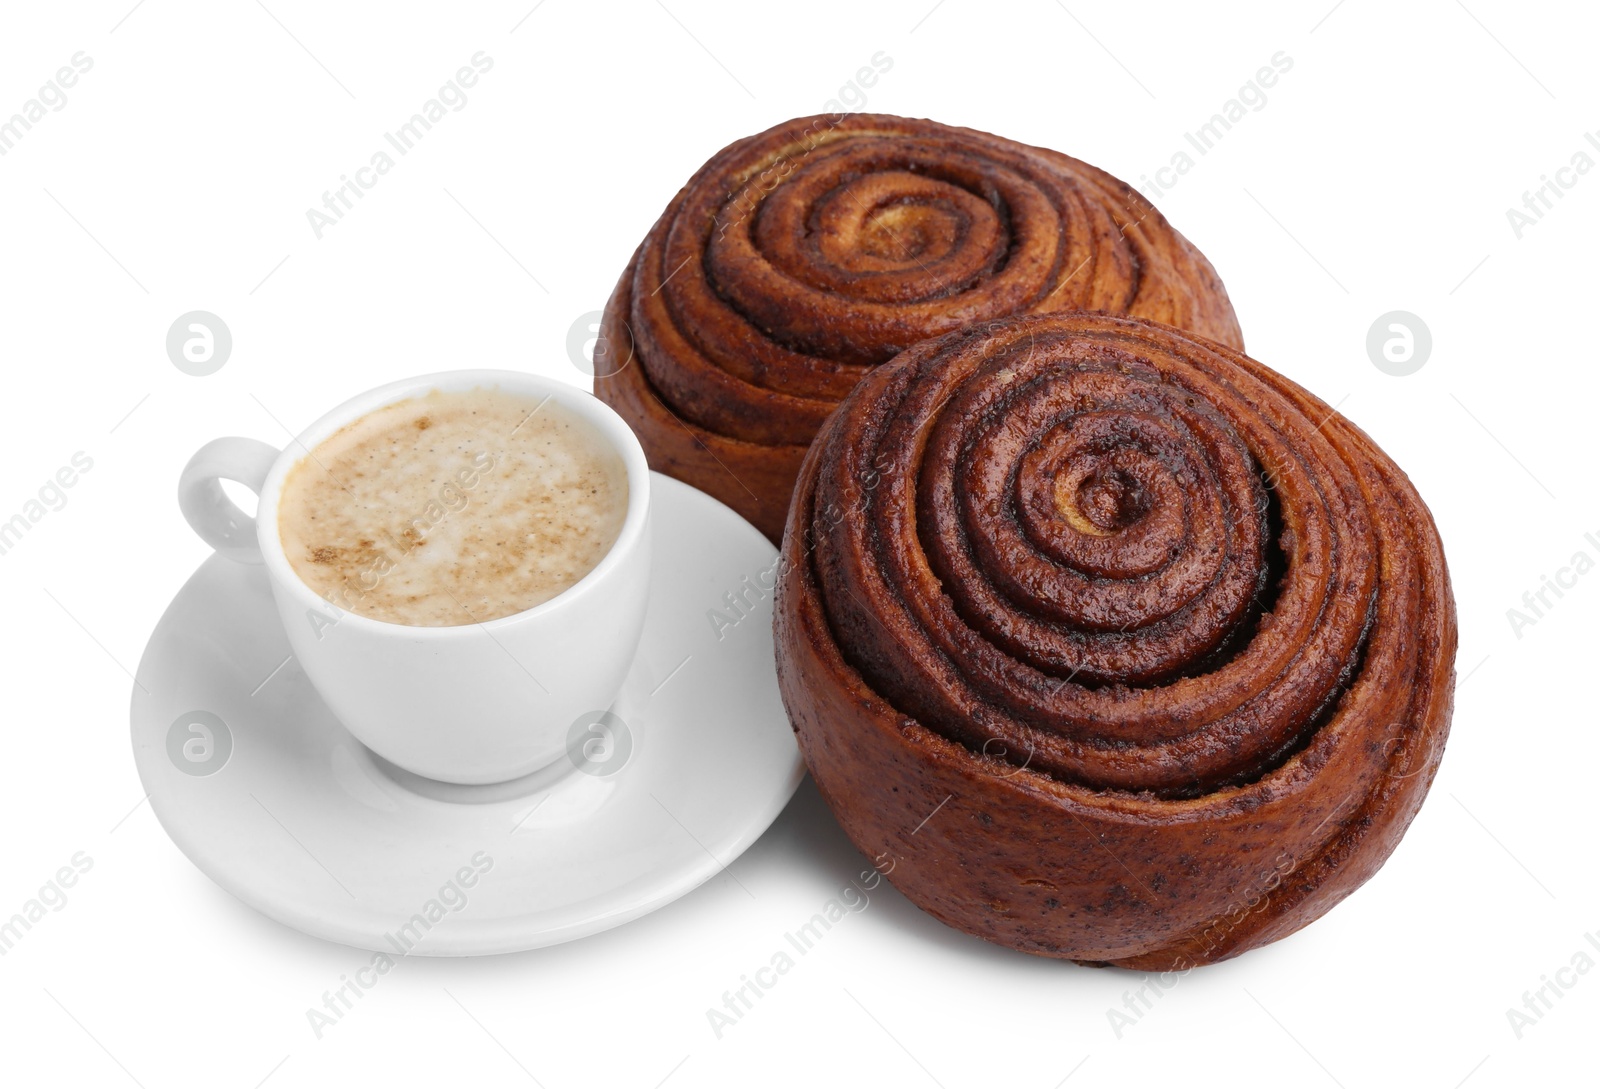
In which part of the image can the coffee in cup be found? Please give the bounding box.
[276,388,628,626]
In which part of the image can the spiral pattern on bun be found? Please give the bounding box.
[595,113,1242,542]
[775,313,1455,968]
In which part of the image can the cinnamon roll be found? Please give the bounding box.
[774,312,1456,969]
[595,113,1242,542]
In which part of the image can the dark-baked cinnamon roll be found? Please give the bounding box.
[595,113,1242,542]
[774,312,1455,969]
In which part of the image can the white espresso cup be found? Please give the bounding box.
[177,370,652,785]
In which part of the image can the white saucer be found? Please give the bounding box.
[130,473,802,955]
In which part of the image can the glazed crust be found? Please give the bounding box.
[595,113,1243,543]
[774,313,1456,969]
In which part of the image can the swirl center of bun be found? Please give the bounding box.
[805,315,1395,799]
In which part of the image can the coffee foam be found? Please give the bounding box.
[278,387,628,626]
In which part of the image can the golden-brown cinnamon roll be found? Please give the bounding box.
[774,312,1456,969]
[595,113,1242,542]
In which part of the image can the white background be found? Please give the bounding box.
[0,1,1593,1086]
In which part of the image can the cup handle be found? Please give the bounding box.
[178,438,281,565]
